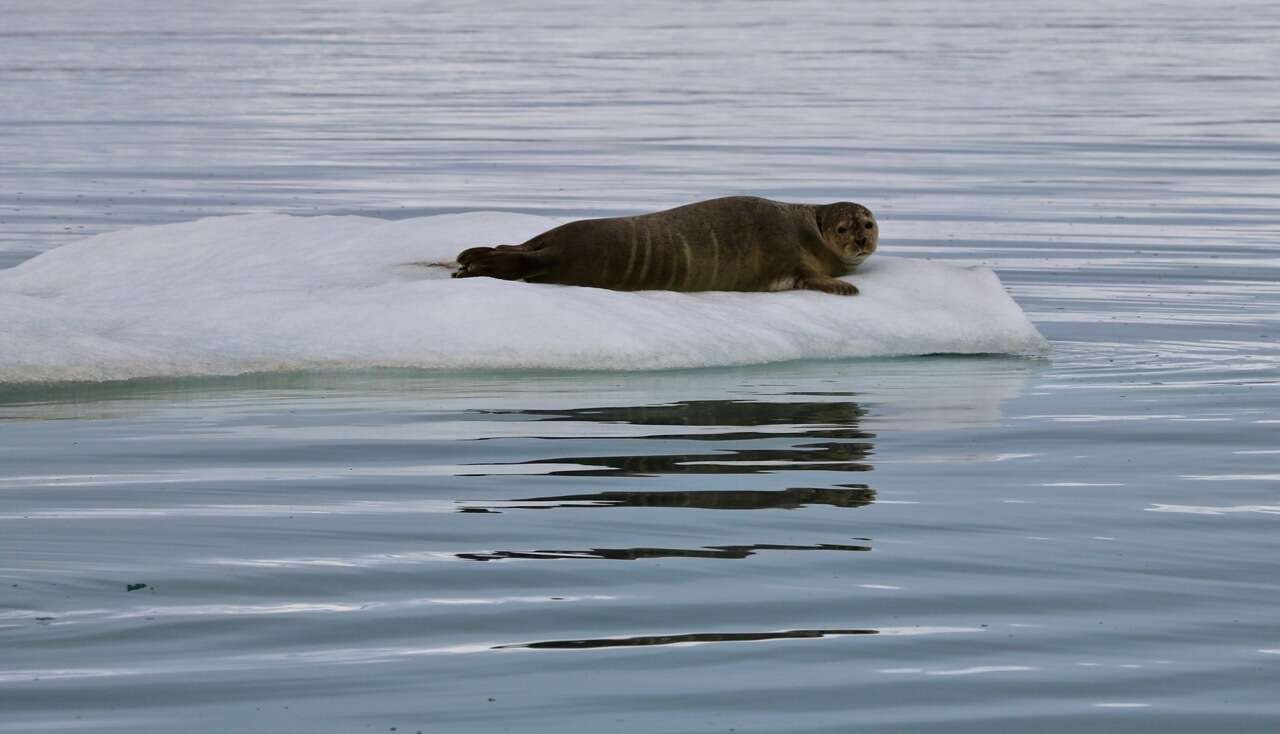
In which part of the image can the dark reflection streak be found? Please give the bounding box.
[460,486,875,512]
[463,398,875,477]
[496,628,879,650]
[523,457,870,477]
[477,400,867,428]
[490,427,871,442]
[457,542,871,562]
[463,451,872,477]
[517,442,872,477]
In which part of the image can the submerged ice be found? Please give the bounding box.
[0,212,1047,383]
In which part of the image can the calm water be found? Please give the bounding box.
[2,1,1279,732]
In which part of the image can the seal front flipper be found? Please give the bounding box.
[797,275,859,296]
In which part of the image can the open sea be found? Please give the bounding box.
[2,1,1278,732]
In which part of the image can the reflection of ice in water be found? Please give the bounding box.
[499,356,1035,434]
[848,358,1036,431]
[0,353,1035,433]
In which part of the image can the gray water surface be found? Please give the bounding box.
[2,1,1279,732]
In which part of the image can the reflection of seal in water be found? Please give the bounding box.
[452,196,878,295]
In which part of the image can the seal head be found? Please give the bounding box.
[816,202,878,270]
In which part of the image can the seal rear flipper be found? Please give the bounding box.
[453,246,551,281]
[456,246,488,266]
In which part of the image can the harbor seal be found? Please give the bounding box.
[452,196,878,295]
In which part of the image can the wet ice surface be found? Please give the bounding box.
[3,1,1280,732]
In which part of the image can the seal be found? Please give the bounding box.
[452,196,878,295]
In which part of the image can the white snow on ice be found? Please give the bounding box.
[0,212,1047,383]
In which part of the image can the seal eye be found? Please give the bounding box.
[864,221,875,230]
[836,226,848,234]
